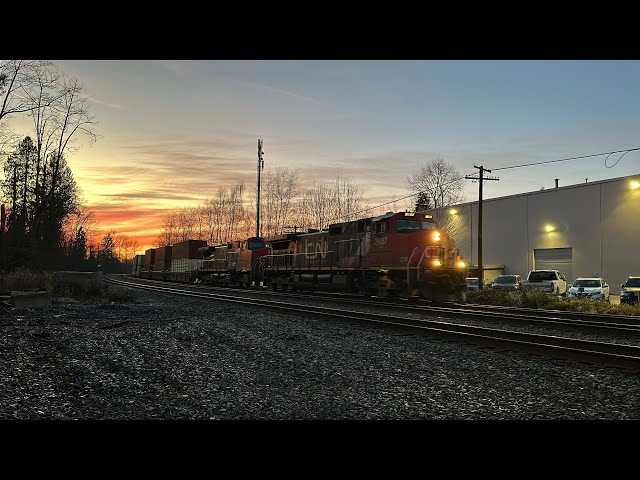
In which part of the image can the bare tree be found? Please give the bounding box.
[0,60,57,123]
[299,182,333,231]
[130,237,140,257]
[330,176,365,224]
[0,122,19,161]
[23,62,62,211]
[262,167,299,236]
[407,158,466,240]
[47,77,97,204]
[298,176,366,231]
[62,206,98,263]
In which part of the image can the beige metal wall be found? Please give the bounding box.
[447,174,640,294]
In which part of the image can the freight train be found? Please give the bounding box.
[136,211,469,302]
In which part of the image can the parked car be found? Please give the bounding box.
[567,277,610,302]
[520,270,568,296]
[490,274,522,290]
[620,276,640,304]
[465,277,481,291]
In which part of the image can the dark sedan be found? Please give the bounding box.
[620,277,640,304]
[490,274,523,291]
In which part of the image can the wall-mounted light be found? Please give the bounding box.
[545,224,555,232]
[631,180,640,190]
[449,208,458,215]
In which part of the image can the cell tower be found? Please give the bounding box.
[256,138,264,237]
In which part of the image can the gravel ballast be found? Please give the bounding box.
[1,287,638,420]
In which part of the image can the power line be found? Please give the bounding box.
[323,146,639,226]
[492,147,639,172]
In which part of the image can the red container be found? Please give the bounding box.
[155,246,172,270]
[172,240,207,259]
[144,249,156,271]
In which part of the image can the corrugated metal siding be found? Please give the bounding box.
[534,248,573,283]
[171,258,204,272]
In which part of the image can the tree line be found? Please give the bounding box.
[154,159,468,249]
[155,170,373,247]
[0,60,127,272]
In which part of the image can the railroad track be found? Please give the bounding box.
[112,275,640,337]
[106,275,640,372]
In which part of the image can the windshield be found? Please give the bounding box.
[494,276,517,284]
[466,278,479,285]
[422,221,436,230]
[625,278,640,287]
[248,240,266,250]
[528,271,557,281]
[573,279,601,288]
[396,219,421,232]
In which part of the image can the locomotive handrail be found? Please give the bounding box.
[406,246,420,289]
[416,246,429,282]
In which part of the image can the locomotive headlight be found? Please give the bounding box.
[432,259,442,267]
[457,260,466,268]
[433,231,441,241]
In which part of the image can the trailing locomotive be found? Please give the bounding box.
[138,211,469,302]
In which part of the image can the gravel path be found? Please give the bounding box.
[1,286,638,420]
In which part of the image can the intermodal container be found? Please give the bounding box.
[172,240,207,260]
[133,254,145,274]
[144,248,156,271]
[155,245,172,271]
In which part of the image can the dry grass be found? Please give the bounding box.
[1,269,135,303]
[0,269,52,294]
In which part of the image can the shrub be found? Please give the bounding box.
[100,284,137,304]
[0,269,52,294]
[467,287,640,316]
[51,272,102,299]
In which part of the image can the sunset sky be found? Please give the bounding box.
[5,60,640,253]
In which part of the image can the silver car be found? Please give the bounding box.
[567,277,610,302]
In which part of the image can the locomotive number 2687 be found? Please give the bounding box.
[374,236,388,246]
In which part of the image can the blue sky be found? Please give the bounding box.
[11,60,638,246]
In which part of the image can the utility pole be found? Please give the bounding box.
[256,138,264,238]
[465,166,499,289]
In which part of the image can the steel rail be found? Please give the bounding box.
[116,275,640,335]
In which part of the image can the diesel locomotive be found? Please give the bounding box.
[139,211,468,302]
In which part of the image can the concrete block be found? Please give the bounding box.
[11,291,51,309]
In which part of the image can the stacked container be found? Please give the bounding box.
[144,248,156,272]
[155,245,172,271]
[172,240,207,260]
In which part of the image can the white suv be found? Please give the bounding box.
[567,277,610,302]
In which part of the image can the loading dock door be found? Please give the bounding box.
[534,248,573,284]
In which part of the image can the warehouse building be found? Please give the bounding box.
[444,173,640,294]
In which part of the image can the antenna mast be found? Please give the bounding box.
[256,138,264,237]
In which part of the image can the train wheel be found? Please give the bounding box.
[433,290,455,303]
[420,284,434,301]
[455,290,467,303]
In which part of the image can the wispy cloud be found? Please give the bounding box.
[237,79,322,105]
[78,91,126,110]
[153,60,198,78]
